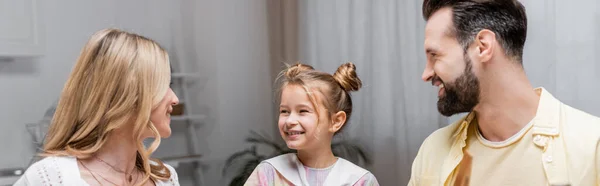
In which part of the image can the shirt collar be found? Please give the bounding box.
[444,87,560,185]
[453,87,560,140]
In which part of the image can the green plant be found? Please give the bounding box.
[222,130,372,186]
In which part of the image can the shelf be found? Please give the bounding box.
[161,154,203,169]
[170,114,206,122]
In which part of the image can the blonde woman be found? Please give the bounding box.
[14,28,180,186]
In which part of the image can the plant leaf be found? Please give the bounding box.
[228,157,264,186]
[228,174,249,186]
[222,145,258,175]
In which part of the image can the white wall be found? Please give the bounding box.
[448,0,600,125]
[177,0,275,185]
[0,0,275,185]
[0,0,176,169]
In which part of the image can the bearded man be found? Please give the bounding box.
[410,0,600,185]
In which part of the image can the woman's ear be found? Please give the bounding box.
[329,111,347,133]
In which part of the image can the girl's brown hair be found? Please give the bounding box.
[276,62,362,132]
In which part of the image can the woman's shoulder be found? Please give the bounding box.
[14,156,79,185]
[24,156,77,173]
[155,163,180,186]
[163,163,179,183]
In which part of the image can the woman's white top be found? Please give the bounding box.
[12,156,179,186]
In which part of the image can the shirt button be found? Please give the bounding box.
[544,155,553,163]
[533,135,548,147]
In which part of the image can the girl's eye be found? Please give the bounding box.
[300,110,309,113]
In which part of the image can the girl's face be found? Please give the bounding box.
[278,85,332,150]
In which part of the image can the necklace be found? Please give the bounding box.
[94,172,121,186]
[80,160,141,186]
[94,155,136,182]
[78,160,104,186]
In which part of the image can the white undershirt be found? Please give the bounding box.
[476,120,534,147]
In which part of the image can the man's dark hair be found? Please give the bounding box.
[423,0,527,63]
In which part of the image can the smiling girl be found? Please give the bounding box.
[244,63,379,186]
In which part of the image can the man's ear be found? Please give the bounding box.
[329,111,347,133]
[474,29,496,63]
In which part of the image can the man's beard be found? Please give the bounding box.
[435,56,480,117]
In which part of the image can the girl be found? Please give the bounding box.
[244,63,379,186]
[14,28,180,186]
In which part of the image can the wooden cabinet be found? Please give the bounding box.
[0,0,44,56]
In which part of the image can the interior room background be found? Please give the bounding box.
[1,0,599,185]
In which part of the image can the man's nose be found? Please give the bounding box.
[422,67,434,82]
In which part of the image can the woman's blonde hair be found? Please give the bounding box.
[43,28,172,184]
